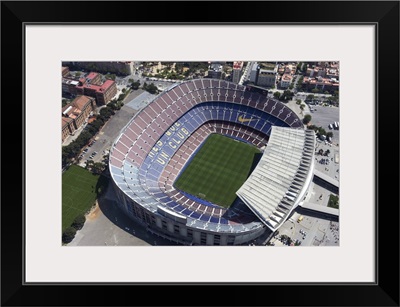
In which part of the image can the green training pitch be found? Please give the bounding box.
[173,134,260,208]
[62,165,106,231]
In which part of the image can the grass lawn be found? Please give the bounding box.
[62,165,108,231]
[173,134,260,208]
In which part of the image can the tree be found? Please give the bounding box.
[296,76,304,89]
[143,82,158,94]
[62,99,69,107]
[296,99,302,105]
[303,114,312,125]
[280,90,294,101]
[306,94,314,101]
[92,162,106,174]
[318,127,327,136]
[85,159,93,169]
[326,131,333,139]
[300,104,305,111]
[131,80,141,90]
[273,92,281,99]
[62,227,76,244]
[72,215,86,230]
[311,88,320,93]
[328,194,339,209]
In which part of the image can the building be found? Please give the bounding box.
[62,117,75,143]
[306,66,326,78]
[237,127,315,231]
[61,95,95,142]
[256,65,278,87]
[248,63,278,88]
[76,79,117,105]
[232,61,244,84]
[62,71,117,105]
[249,62,259,83]
[280,74,293,88]
[63,61,135,76]
[62,66,70,77]
[302,76,339,93]
[207,63,223,79]
[62,78,79,96]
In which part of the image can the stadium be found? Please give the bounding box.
[109,79,315,245]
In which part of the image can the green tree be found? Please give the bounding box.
[62,99,69,107]
[303,114,312,125]
[296,76,304,89]
[85,159,94,170]
[273,91,281,99]
[306,94,314,101]
[143,82,158,94]
[131,80,141,90]
[62,227,77,244]
[326,131,333,138]
[280,90,294,101]
[311,88,320,93]
[300,104,305,111]
[72,215,86,230]
[296,99,302,105]
[92,162,106,174]
[328,194,339,209]
[318,127,327,136]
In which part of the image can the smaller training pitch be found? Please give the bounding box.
[62,165,102,231]
[174,133,260,208]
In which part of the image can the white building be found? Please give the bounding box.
[280,74,293,88]
[249,62,259,83]
[236,127,315,231]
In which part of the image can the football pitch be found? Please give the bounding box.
[62,165,107,231]
[173,134,260,208]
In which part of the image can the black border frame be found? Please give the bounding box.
[1,1,399,306]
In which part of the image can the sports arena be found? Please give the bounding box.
[109,79,315,245]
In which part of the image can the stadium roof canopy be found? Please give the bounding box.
[236,126,316,231]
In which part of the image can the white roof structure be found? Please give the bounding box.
[236,126,315,231]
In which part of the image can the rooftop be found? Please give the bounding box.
[233,61,243,70]
[236,127,315,231]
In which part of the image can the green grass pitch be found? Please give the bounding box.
[62,165,102,231]
[173,134,260,208]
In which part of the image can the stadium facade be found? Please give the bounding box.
[109,79,315,245]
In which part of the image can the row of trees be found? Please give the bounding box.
[62,214,86,244]
[307,124,333,139]
[273,90,295,102]
[62,103,119,167]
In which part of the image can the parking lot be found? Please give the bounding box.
[270,209,339,246]
[313,140,340,181]
[307,104,340,144]
[78,94,141,166]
